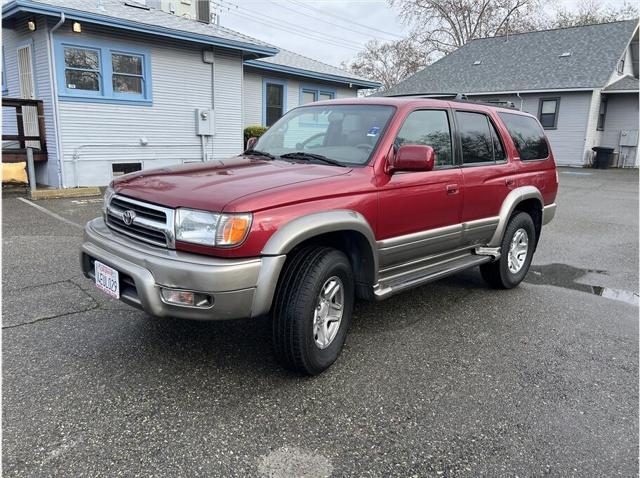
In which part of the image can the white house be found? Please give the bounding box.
[1,0,379,187]
[384,20,640,168]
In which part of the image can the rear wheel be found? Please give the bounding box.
[272,246,354,375]
[480,212,535,289]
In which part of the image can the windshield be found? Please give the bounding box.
[253,104,395,166]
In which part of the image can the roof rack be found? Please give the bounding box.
[386,92,519,109]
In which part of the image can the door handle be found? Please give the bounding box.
[446,184,459,195]
[505,178,516,189]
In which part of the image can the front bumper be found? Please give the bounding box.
[80,218,285,320]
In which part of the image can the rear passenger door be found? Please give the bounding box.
[454,109,515,245]
[377,109,463,267]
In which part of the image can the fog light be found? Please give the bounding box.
[160,288,212,308]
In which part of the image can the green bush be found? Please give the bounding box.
[244,125,268,145]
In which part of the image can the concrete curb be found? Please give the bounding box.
[29,187,102,200]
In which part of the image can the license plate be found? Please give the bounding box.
[95,260,120,299]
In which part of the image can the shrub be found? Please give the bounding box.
[244,125,268,145]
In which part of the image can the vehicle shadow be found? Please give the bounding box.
[122,268,490,378]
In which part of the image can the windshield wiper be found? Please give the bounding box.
[244,149,276,160]
[280,152,346,167]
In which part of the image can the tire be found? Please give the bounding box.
[272,246,354,375]
[480,211,536,289]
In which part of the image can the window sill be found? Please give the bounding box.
[58,94,152,106]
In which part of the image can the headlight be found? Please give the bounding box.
[102,185,115,215]
[175,208,252,247]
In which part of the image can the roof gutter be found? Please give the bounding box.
[3,0,278,58]
[386,87,597,97]
[245,60,382,89]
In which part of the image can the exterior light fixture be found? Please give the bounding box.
[27,19,36,31]
[72,21,82,33]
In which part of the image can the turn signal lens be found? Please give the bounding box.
[216,214,252,246]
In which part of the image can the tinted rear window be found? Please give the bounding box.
[498,112,549,161]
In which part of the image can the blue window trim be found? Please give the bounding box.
[2,47,8,96]
[299,83,336,105]
[53,35,152,106]
[262,77,287,127]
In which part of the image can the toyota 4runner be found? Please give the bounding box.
[81,97,558,375]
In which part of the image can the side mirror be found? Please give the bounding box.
[388,145,435,173]
[246,137,258,150]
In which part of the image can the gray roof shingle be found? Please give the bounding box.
[603,74,639,92]
[4,0,380,86]
[245,48,380,88]
[3,0,277,54]
[385,20,639,96]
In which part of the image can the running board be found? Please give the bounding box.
[373,253,492,300]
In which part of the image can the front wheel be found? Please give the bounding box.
[480,211,536,289]
[272,246,354,375]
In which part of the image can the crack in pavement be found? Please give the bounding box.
[3,279,101,330]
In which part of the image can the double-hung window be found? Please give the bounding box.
[56,38,151,105]
[538,98,559,129]
[112,52,144,95]
[64,46,101,93]
[301,86,335,105]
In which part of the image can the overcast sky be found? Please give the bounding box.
[216,0,628,67]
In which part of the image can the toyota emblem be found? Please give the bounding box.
[122,210,136,225]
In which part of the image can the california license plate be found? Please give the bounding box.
[95,260,120,299]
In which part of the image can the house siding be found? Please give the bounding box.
[599,93,639,167]
[242,67,358,128]
[54,23,243,187]
[474,91,593,166]
[2,16,59,185]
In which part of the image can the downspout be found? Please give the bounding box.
[516,91,524,111]
[48,13,66,187]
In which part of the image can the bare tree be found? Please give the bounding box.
[549,0,638,28]
[345,37,432,92]
[388,0,545,55]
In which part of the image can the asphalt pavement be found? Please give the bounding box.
[2,168,638,477]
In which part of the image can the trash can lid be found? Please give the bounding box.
[592,146,615,152]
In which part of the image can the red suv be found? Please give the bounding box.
[81,97,558,375]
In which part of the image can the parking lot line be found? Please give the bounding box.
[17,197,84,230]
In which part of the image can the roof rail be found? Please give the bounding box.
[385,92,519,109]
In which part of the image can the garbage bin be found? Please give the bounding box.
[591,146,614,169]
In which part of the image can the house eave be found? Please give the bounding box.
[244,60,382,89]
[386,87,598,97]
[2,0,279,58]
[601,89,640,94]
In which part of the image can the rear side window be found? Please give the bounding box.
[498,112,550,161]
[455,111,504,164]
[395,110,454,167]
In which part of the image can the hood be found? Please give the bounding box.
[113,156,351,211]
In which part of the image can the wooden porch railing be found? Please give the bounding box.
[2,98,48,163]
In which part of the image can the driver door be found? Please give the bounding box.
[377,109,463,268]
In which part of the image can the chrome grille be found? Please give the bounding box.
[106,195,175,248]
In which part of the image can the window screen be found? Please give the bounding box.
[395,110,453,166]
[498,112,549,161]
